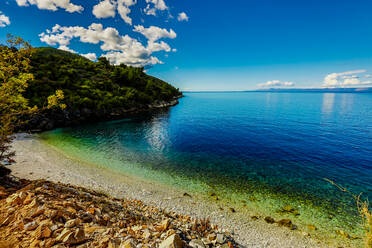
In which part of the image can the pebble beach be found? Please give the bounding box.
[9,133,358,247]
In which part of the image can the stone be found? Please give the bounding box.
[158,219,170,232]
[56,228,72,242]
[120,239,136,248]
[24,221,38,231]
[216,233,226,244]
[228,208,236,213]
[189,239,205,248]
[64,219,77,228]
[31,206,45,218]
[207,233,216,241]
[35,224,52,239]
[277,219,296,230]
[307,224,317,231]
[336,230,350,239]
[74,228,86,244]
[264,217,275,224]
[159,234,183,248]
[183,193,192,198]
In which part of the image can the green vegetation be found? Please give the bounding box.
[0,36,180,174]
[25,47,181,112]
[325,179,371,248]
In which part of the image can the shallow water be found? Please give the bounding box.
[40,92,372,238]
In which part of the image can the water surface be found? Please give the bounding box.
[40,92,372,238]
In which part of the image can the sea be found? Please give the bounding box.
[39,92,372,239]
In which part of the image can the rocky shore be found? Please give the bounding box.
[0,178,238,248]
[9,134,354,247]
[17,95,182,132]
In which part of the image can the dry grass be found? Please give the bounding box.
[324,178,371,248]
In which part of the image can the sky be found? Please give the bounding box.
[1,0,372,91]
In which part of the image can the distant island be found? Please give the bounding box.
[249,87,372,93]
[185,87,372,93]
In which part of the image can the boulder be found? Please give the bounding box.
[159,234,183,248]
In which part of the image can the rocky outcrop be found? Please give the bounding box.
[17,95,183,132]
[0,179,238,248]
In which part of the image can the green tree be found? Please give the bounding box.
[0,35,36,172]
[0,35,66,174]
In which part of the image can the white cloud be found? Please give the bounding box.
[0,11,10,27]
[258,80,295,88]
[144,0,167,16]
[81,53,97,61]
[177,12,188,22]
[133,25,176,41]
[323,70,372,87]
[15,0,83,13]
[92,0,136,25]
[93,0,116,18]
[40,23,175,67]
[58,45,76,53]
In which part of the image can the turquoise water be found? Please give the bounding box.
[40,92,372,240]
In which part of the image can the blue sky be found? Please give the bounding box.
[1,0,372,90]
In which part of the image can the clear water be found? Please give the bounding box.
[40,92,372,239]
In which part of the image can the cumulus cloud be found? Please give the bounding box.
[15,0,83,13]
[258,80,295,88]
[117,0,136,25]
[39,23,175,67]
[144,0,167,16]
[0,11,10,27]
[133,25,176,41]
[92,0,116,18]
[323,70,372,87]
[177,12,188,22]
[92,0,136,25]
[81,53,97,61]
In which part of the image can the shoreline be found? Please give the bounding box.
[11,133,358,247]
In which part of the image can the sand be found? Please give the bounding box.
[10,133,354,247]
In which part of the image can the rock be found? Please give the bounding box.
[228,208,236,213]
[35,224,52,239]
[120,239,136,248]
[280,205,300,216]
[277,219,297,230]
[307,224,317,231]
[336,230,350,239]
[189,239,205,248]
[159,234,183,248]
[56,228,72,242]
[264,217,275,224]
[62,232,77,245]
[158,219,170,232]
[74,228,86,244]
[207,233,216,241]
[64,219,77,228]
[31,206,45,218]
[216,233,226,244]
[24,221,38,231]
[183,193,192,198]
[282,205,295,212]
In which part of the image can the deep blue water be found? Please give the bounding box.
[41,92,372,235]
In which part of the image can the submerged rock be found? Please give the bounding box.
[264,217,275,224]
[277,219,297,230]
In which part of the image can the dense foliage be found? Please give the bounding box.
[25,47,181,111]
[0,35,36,167]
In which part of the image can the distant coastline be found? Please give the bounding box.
[184,87,372,93]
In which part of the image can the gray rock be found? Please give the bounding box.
[216,233,226,244]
